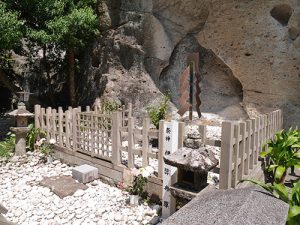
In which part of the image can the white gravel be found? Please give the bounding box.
[0,152,160,225]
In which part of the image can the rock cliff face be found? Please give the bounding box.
[91,0,300,127]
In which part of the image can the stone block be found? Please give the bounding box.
[72,164,98,183]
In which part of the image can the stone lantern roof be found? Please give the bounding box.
[8,103,34,118]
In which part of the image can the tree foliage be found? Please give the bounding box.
[0,2,23,66]
[1,0,100,106]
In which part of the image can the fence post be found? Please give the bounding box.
[112,112,121,166]
[34,105,41,129]
[158,120,165,179]
[219,121,234,189]
[271,113,274,137]
[249,118,256,169]
[46,107,51,141]
[178,122,185,149]
[51,109,57,141]
[142,118,150,167]
[238,122,246,181]
[65,110,70,149]
[280,110,283,129]
[72,108,78,151]
[58,107,63,147]
[41,107,45,131]
[244,120,251,175]
[199,125,207,144]
[254,117,260,165]
[232,124,240,188]
[128,103,133,118]
[128,117,134,168]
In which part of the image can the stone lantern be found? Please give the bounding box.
[164,146,219,201]
[8,91,34,156]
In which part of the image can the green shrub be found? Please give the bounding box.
[101,100,120,114]
[0,132,15,158]
[147,94,169,129]
[260,128,300,183]
[26,124,46,151]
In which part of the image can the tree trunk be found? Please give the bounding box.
[42,45,56,106]
[66,49,76,106]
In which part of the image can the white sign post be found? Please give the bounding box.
[161,120,178,219]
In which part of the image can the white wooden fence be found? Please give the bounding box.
[219,110,283,189]
[34,105,132,164]
[35,104,283,191]
[34,104,184,180]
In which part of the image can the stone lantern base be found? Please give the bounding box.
[10,127,30,156]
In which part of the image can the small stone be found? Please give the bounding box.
[152,205,161,213]
[76,213,85,219]
[42,198,51,204]
[14,209,23,217]
[91,180,98,186]
[149,216,160,225]
[46,212,55,219]
[97,208,106,215]
[56,207,65,214]
[97,219,106,225]
[89,214,96,220]
[74,189,85,197]
[52,160,60,165]
[136,216,143,222]
[67,213,75,220]
[114,214,123,222]
[145,209,157,216]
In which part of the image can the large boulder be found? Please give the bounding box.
[90,0,300,126]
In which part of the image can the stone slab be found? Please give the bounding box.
[40,175,88,198]
[162,186,289,225]
[0,214,16,225]
[0,204,8,214]
[72,164,98,183]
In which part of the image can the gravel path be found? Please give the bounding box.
[0,152,160,225]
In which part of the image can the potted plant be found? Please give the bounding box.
[260,128,300,184]
[35,138,56,163]
[128,166,154,206]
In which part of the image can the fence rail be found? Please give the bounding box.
[219,110,283,189]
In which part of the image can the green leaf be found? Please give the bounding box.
[291,144,300,148]
[260,150,270,157]
[294,164,300,169]
[240,179,274,193]
[275,166,286,183]
[288,206,300,218]
[267,164,278,172]
[273,183,289,203]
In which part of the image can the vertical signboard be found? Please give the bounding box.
[161,120,178,219]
